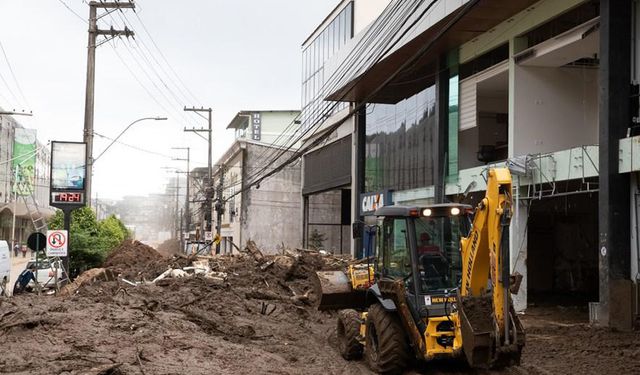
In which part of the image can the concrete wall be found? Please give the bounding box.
[513,66,598,155]
[242,144,302,254]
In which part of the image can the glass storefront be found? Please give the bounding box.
[365,84,437,192]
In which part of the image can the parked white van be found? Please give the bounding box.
[0,241,10,295]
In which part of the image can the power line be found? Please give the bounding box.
[234,0,424,191]
[0,38,31,109]
[243,0,413,175]
[93,131,206,164]
[98,13,198,127]
[105,7,203,125]
[56,0,88,24]
[133,1,201,104]
[227,0,460,197]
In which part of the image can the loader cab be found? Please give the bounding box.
[374,204,472,317]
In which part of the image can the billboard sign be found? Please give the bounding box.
[12,128,37,196]
[51,142,86,191]
[251,112,261,141]
[360,190,393,216]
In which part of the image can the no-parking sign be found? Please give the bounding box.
[46,230,68,256]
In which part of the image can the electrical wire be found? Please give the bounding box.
[238,0,415,187]
[0,144,47,167]
[98,2,198,128]
[0,38,31,110]
[56,0,197,129]
[93,131,179,160]
[56,0,88,24]
[230,0,480,198]
[130,9,201,105]
[234,0,431,192]
[110,6,204,125]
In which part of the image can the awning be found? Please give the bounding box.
[326,0,539,104]
[0,202,57,219]
[303,135,352,195]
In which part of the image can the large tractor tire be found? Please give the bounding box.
[337,309,364,360]
[365,304,410,374]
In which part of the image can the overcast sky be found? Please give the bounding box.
[0,0,336,200]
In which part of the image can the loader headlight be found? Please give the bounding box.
[450,207,460,216]
[422,208,432,216]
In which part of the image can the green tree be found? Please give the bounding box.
[48,208,129,276]
[308,229,326,250]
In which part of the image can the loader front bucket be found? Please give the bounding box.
[315,270,367,311]
[458,295,494,369]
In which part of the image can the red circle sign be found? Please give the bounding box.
[48,232,66,248]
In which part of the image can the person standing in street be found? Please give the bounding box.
[13,264,37,295]
[13,243,19,257]
[20,244,27,258]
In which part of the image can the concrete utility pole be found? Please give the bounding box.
[174,177,180,237]
[84,1,135,206]
[214,165,225,254]
[172,147,191,250]
[184,107,213,239]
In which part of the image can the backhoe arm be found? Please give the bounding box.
[458,167,523,368]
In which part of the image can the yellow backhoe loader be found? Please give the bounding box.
[316,167,524,373]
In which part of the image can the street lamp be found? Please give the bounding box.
[93,116,167,162]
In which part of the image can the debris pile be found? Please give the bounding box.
[1,240,639,374]
[0,240,357,374]
[156,238,181,256]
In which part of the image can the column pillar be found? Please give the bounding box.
[598,0,633,329]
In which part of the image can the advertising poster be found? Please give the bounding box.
[12,128,37,196]
[51,142,87,191]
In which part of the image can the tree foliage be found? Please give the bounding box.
[48,208,130,276]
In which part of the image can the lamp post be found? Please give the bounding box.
[172,147,190,249]
[93,116,167,163]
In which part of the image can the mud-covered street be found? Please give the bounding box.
[0,241,637,375]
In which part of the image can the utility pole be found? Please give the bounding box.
[214,165,225,254]
[174,176,180,238]
[84,1,135,205]
[184,107,213,242]
[172,147,190,250]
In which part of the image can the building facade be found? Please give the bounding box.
[212,110,302,254]
[0,113,55,247]
[299,0,390,255]
[300,0,639,328]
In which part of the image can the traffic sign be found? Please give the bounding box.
[204,231,213,242]
[27,232,47,251]
[46,230,68,257]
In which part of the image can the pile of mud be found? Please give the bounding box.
[103,240,169,280]
[156,238,181,256]
[3,241,639,375]
[0,242,353,374]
